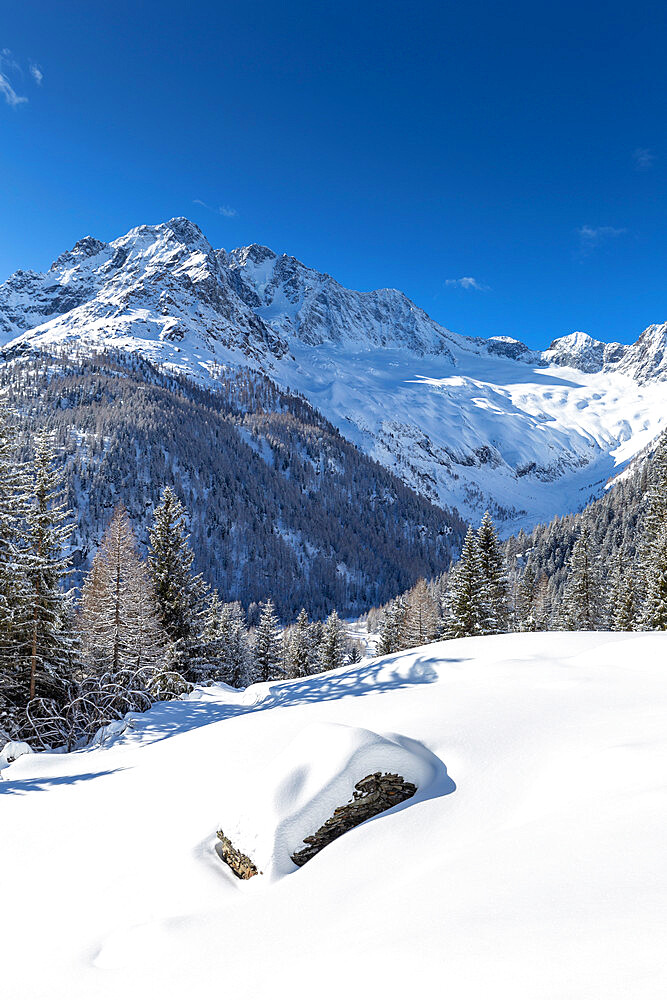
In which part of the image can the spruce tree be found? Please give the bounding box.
[0,431,77,744]
[21,433,76,720]
[476,511,510,634]
[641,524,667,630]
[0,405,31,739]
[204,596,252,687]
[609,550,636,631]
[377,598,406,656]
[516,566,538,631]
[318,610,346,673]
[444,526,484,638]
[561,533,600,630]
[253,598,281,682]
[286,609,314,678]
[148,486,210,679]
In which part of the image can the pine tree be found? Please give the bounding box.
[641,524,667,630]
[318,610,346,673]
[148,486,210,679]
[444,526,484,638]
[476,511,510,634]
[0,404,31,740]
[286,609,315,678]
[0,431,77,744]
[609,550,636,631]
[377,599,405,656]
[561,533,600,630]
[253,598,281,682]
[204,596,252,687]
[22,433,76,711]
[516,565,538,631]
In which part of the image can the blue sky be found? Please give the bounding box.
[1,0,666,348]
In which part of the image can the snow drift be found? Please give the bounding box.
[1,632,666,999]
[220,722,449,879]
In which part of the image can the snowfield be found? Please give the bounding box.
[3,219,667,530]
[2,632,666,999]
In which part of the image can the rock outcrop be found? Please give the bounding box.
[290,771,417,867]
[216,831,259,880]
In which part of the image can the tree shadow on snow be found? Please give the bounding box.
[129,653,469,746]
[0,768,125,796]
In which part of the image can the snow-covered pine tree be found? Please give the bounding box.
[443,525,484,638]
[20,433,77,730]
[0,430,77,744]
[476,511,510,634]
[642,439,667,546]
[253,598,281,682]
[641,524,667,630]
[0,404,31,740]
[377,598,405,656]
[516,566,538,631]
[286,608,315,678]
[561,532,601,630]
[148,486,211,680]
[609,549,636,631]
[318,610,346,673]
[204,596,252,687]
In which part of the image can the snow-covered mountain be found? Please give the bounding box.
[2,217,666,529]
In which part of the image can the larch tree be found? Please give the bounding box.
[79,503,167,693]
[401,579,441,649]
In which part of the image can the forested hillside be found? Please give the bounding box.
[0,350,465,619]
[367,428,667,645]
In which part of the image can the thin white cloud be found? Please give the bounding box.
[193,199,238,218]
[0,48,42,106]
[445,276,488,291]
[576,225,627,255]
[633,147,655,171]
[0,72,27,106]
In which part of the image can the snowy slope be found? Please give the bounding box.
[1,632,665,1000]
[2,219,667,528]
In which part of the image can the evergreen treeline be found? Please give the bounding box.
[368,432,667,649]
[0,404,365,750]
[0,348,466,620]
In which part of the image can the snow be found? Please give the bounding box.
[2,220,667,531]
[0,739,33,770]
[1,631,665,999]
[224,722,443,879]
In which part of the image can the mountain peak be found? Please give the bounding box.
[166,217,211,252]
[50,236,109,272]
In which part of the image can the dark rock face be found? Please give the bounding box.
[290,772,417,867]
[216,831,259,879]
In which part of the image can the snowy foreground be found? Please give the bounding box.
[2,632,666,999]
